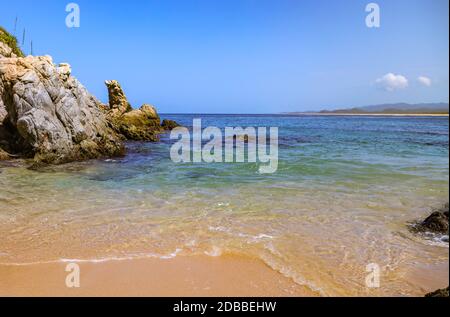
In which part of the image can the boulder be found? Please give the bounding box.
[416,204,449,234]
[104,81,164,141]
[112,105,162,141]
[425,287,449,297]
[161,119,180,131]
[0,55,125,164]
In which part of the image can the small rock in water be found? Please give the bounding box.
[412,203,449,236]
[425,286,449,297]
[161,119,180,131]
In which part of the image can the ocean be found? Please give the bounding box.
[0,115,448,296]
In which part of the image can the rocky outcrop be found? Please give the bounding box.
[0,27,23,58]
[425,287,449,297]
[1,26,180,164]
[161,119,180,131]
[0,55,125,163]
[0,42,14,59]
[415,204,449,235]
[105,80,132,116]
[104,81,176,141]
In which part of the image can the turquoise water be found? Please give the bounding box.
[0,115,448,296]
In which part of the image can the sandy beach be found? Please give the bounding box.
[1,253,447,297]
[0,255,317,297]
[1,115,448,297]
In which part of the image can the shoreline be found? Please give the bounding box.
[0,254,317,297]
[0,253,447,297]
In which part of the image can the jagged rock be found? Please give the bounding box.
[140,104,159,120]
[0,42,15,59]
[0,27,23,58]
[104,81,164,141]
[161,119,180,131]
[425,287,449,297]
[105,80,132,117]
[113,105,162,141]
[416,204,449,234]
[0,55,125,164]
[2,26,180,163]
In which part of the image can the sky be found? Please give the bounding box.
[0,0,448,113]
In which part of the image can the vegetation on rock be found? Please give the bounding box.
[0,26,24,57]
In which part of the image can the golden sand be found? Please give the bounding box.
[0,254,318,297]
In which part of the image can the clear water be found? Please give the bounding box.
[0,115,448,296]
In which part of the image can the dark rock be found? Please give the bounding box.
[416,204,449,235]
[425,287,449,297]
[161,119,180,131]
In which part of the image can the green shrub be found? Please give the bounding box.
[0,26,24,57]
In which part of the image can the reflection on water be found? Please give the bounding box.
[0,115,448,296]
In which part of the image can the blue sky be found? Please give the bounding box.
[1,0,448,113]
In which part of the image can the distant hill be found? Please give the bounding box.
[318,103,449,114]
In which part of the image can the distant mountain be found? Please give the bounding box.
[318,103,449,114]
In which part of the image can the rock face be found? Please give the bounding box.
[1,26,180,164]
[105,80,132,116]
[0,27,23,58]
[161,119,180,131]
[416,204,449,234]
[0,55,125,163]
[104,81,164,141]
[0,42,14,59]
[425,287,449,297]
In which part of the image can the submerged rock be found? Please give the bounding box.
[0,55,125,163]
[415,204,449,235]
[425,287,449,297]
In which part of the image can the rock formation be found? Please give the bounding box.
[161,119,180,131]
[415,204,449,235]
[425,286,449,297]
[1,26,180,164]
[0,27,24,58]
[0,54,125,163]
[104,81,164,141]
[0,41,15,59]
[104,80,132,116]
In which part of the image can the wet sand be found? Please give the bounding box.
[0,254,318,297]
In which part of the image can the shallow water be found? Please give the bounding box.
[0,115,448,296]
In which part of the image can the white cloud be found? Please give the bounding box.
[375,73,409,92]
[417,76,432,87]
